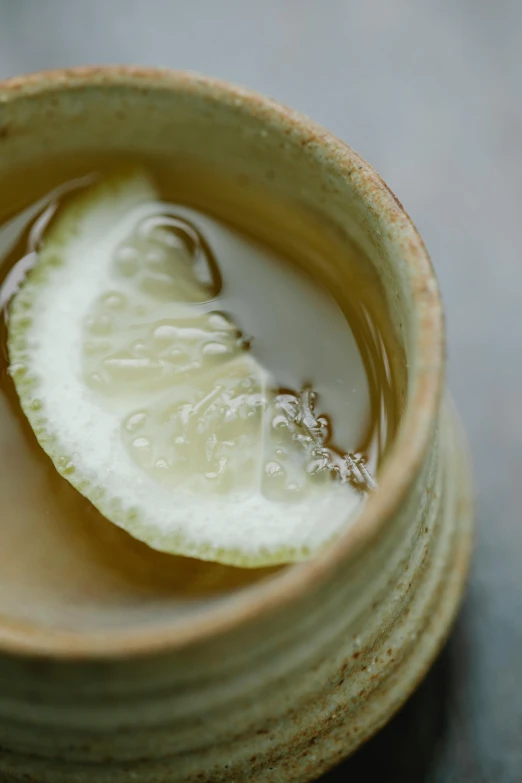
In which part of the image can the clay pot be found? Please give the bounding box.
[0,68,472,782]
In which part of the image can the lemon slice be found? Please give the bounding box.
[8,167,363,566]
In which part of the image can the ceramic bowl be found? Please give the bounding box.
[0,67,473,782]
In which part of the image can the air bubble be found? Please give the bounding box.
[307,456,330,475]
[223,407,237,423]
[153,324,179,342]
[272,414,289,430]
[145,247,167,265]
[205,457,228,480]
[131,341,147,356]
[203,341,229,357]
[264,461,285,478]
[102,291,126,310]
[133,437,150,449]
[151,226,185,250]
[117,245,138,260]
[88,372,106,390]
[124,411,148,432]
[130,435,152,468]
[208,313,234,331]
[103,356,163,377]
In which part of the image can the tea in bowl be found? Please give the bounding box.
[0,67,472,782]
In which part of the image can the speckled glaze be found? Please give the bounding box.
[0,68,473,782]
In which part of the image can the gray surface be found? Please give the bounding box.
[0,2,520,781]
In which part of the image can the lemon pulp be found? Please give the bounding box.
[8,167,368,567]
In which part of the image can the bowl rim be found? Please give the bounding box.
[0,66,444,659]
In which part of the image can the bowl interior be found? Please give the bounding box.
[0,69,442,655]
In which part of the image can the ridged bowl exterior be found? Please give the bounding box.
[0,69,473,782]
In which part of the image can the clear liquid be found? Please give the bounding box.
[0,154,398,633]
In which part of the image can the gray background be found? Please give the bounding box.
[0,1,520,781]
